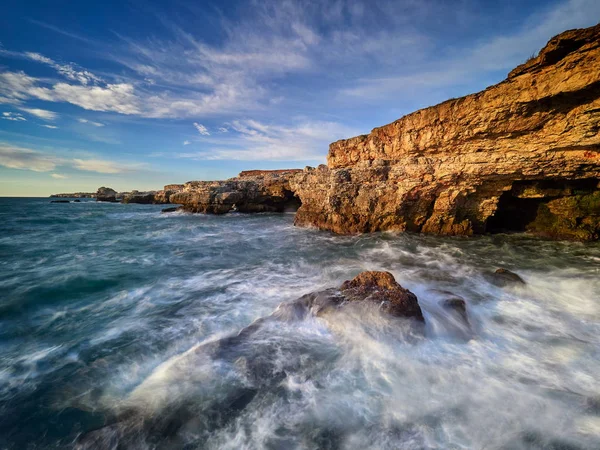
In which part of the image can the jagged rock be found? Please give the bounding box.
[339,271,424,320]
[169,170,302,214]
[95,187,118,203]
[489,268,526,287]
[291,24,600,240]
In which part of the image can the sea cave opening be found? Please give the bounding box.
[485,179,598,234]
[282,189,302,212]
[485,192,545,233]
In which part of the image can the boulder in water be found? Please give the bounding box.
[339,271,424,320]
[490,268,526,286]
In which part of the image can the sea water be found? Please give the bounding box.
[0,198,599,449]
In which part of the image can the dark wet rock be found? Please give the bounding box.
[585,396,600,415]
[161,207,180,213]
[50,200,70,203]
[489,268,526,286]
[339,271,424,320]
[95,187,118,203]
[439,297,469,324]
[73,199,81,202]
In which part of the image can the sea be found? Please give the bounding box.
[1,197,599,449]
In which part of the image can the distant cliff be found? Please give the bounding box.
[292,23,600,240]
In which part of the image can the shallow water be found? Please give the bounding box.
[1,197,599,449]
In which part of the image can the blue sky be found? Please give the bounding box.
[1,0,599,196]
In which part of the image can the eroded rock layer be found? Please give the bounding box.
[292,24,600,240]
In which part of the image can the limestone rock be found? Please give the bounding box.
[170,171,301,214]
[96,187,118,203]
[339,271,424,320]
[291,24,600,240]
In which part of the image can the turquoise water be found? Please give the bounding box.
[1,197,600,449]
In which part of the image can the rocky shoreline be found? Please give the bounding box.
[50,24,600,240]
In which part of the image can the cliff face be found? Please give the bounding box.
[169,171,301,214]
[292,24,600,240]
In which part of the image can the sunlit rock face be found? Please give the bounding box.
[169,170,302,214]
[292,24,600,240]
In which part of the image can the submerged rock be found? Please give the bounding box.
[439,297,469,324]
[161,206,180,213]
[489,268,526,287]
[50,200,70,203]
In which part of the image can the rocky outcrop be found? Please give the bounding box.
[169,171,301,214]
[292,24,600,240]
[95,187,118,202]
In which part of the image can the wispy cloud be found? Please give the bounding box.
[19,107,58,120]
[78,118,105,127]
[193,122,210,136]
[41,124,58,129]
[0,143,58,171]
[178,119,357,161]
[23,51,102,85]
[51,173,67,179]
[0,142,147,174]
[72,158,144,173]
[183,140,191,145]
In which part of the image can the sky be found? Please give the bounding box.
[1,0,599,196]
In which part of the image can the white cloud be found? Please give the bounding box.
[51,83,140,114]
[0,143,58,171]
[218,127,229,133]
[183,140,191,145]
[51,173,67,179]
[193,122,210,135]
[2,112,26,121]
[78,118,105,127]
[72,158,145,174]
[20,107,58,120]
[42,125,59,129]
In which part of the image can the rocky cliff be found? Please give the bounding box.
[292,24,600,240]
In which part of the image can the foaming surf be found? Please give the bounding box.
[0,198,599,449]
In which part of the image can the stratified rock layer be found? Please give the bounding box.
[169,170,301,214]
[292,24,600,240]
